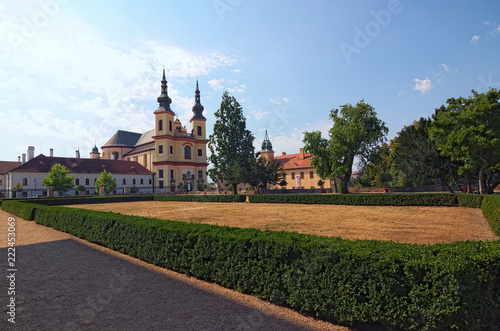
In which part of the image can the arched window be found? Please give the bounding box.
[86,178,90,185]
[197,126,202,136]
[184,146,191,159]
[112,152,119,160]
[23,178,28,186]
[159,119,163,131]
[169,121,172,131]
[75,178,80,185]
[123,178,126,185]
[140,178,144,185]
[133,179,136,185]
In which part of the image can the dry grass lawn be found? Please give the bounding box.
[69,201,499,244]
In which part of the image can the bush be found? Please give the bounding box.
[248,193,459,206]
[457,193,484,208]
[1,200,38,221]
[482,195,500,236]
[16,195,154,206]
[153,194,246,203]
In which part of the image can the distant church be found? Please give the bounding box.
[100,69,208,192]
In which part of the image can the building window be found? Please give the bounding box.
[127,157,130,161]
[140,178,144,185]
[23,178,28,186]
[159,180,164,189]
[170,169,174,180]
[309,171,314,179]
[291,173,295,180]
[159,144,163,154]
[113,152,119,160]
[198,170,203,179]
[86,178,90,185]
[159,169,164,179]
[133,179,136,185]
[94,178,97,183]
[184,146,191,159]
[169,145,173,155]
[197,126,202,136]
[76,178,80,185]
[123,178,126,185]
[198,148,202,157]
[169,120,172,131]
[159,119,163,131]
[300,172,304,179]
[149,178,152,185]
[0,180,2,186]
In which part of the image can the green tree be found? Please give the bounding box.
[94,170,117,194]
[208,92,255,193]
[248,154,283,194]
[42,163,74,195]
[360,142,394,187]
[429,88,500,194]
[304,100,388,193]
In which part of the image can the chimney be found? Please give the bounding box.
[27,146,35,161]
[22,153,26,163]
[282,152,286,156]
[75,149,80,159]
[18,156,21,162]
[299,148,304,160]
[50,148,54,157]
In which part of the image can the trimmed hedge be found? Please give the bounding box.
[248,193,459,206]
[153,194,247,203]
[482,195,500,236]
[1,200,38,221]
[2,200,497,330]
[457,193,485,208]
[16,195,155,206]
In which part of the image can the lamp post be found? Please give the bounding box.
[33,178,37,198]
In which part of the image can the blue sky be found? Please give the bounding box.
[1,0,499,166]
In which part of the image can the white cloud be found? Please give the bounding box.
[412,78,432,94]
[207,78,225,91]
[270,97,290,105]
[470,35,480,43]
[440,63,458,74]
[250,109,270,121]
[227,84,246,93]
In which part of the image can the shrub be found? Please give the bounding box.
[457,193,484,208]
[1,200,38,221]
[482,195,500,236]
[153,194,246,203]
[248,193,458,206]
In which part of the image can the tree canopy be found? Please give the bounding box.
[94,170,117,194]
[247,154,283,194]
[429,88,500,194]
[304,100,388,193]
[208,92,255,193]
[42,163,74,195]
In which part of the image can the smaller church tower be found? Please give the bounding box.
[155,68,176,137]
[260,130,274,161]
[90,143,100,159]
[190,80,206,140]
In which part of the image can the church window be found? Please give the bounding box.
[86,178,90,185]
[75,178,80,185]
[184,146,191,159]
[197,126,202,136]
[159,170,164,179]
[198,149,202,157]
[112,152,119,160]
[159,144,163,154]
[169,121,172,131]
[170,145,173,154]
[198,170,203,179]
[159,119,163,131]
[170,169,174,180]
[159,180,164,189]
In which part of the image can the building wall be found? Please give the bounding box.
[275,169,332,189]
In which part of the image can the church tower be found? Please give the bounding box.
[189,80,208,190]
[260,130,274,161]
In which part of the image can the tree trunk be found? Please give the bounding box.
[339,175,350,194]
[332,179,338,193]
[464,175,472,193]
[478,161,489,195]
[232,183,238,194]
[451,175,464,192]
[439,178,454,193]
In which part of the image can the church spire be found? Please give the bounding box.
[157,67,173,113]
[191,79,206,120]
[261,130,274,152]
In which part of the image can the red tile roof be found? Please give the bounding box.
[10,155,152,175]
[274,152,313,170]
[0,161,22,174]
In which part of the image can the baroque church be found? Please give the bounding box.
[100,69,208,192]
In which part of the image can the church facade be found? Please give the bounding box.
[101,69,208,192]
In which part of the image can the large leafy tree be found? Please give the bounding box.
[360,142,394,187]
[208,92,255,193]
[248,154,284,194]
[304,100,388,193]
[94,170,117,194]
[429,88,500,194]
[42,163,74,195]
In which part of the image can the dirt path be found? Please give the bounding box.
[70,201,499,244]
[0,209,348,331]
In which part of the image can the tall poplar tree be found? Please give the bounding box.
[208,92,255,193]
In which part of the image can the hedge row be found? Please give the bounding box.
[153,194,247,203]
[0,200,38,221]
[457,193,485,208]
[248,193,460,206]
[482,195,500,236]
[1,200,497,330]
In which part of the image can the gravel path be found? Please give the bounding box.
[0,209,349,331]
